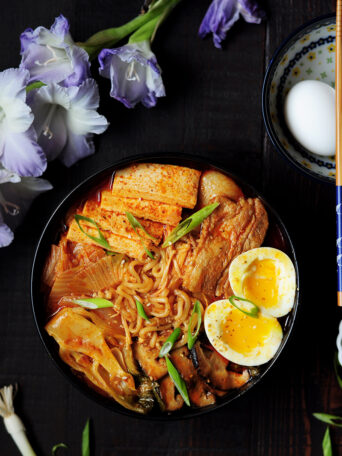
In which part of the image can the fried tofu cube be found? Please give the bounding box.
[101,191,182,226]
[112,163,201,209]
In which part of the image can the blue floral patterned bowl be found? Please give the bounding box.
[262,14,336,184]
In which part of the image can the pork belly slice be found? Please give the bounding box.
[82,200,163,245]
[101,191,182,226]
[182,196,269,298]
[112,163,201,209]
[67,219,148,260]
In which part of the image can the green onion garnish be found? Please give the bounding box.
[187,300,202,350]
[322,427,332,456]
[159,328,181,357]
[135,298,150,321]
[165,356,190,407]
[52,443,68,455]
[162,202,219,248]
[74,214,113,252]
[26,81,46,92]
[228,295,259,318]
[73,297,113,309]
[313,413,342,428]
[334,352,342,389]
[82,419,90,456]
[125,211,155,259]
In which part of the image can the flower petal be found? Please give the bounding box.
[50,14,70,40]
[199,0,264,48]
[59,132,95,167]
[0,221,14,247]
[3,98,33,133]
[0,127,47,177]
[238,0,265,23]
[0,165,21,184]
[0,176,52,232]
[20,42,72,85]
[36,107,68,161]
[98,42,165,109]
[62,45,91,88]
[0,68,30,101]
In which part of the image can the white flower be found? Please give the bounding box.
[29,78,109,166]
[0,68,46,177]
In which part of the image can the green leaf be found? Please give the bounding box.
[135,298,150,321]
[334,352,342,389]
[159,328,181,357]
[322,427,332,456]
[82,419,90,456]
[74,214,113,251]
[73,297,113,309]
[26,81,46,92]
[187,301,202,350]
[162,202,219,248]
[125,211,155,259]
[165,356,190,406]
[228,296,259,318]
[52,443,68,455]
[313,413,342,427]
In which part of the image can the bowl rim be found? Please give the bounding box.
[30,152,300,421]
[262,12,336,185]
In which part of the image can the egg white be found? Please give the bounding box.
[204,300,283,366]
[229,247,296,318]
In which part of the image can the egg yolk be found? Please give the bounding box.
[221,309,275,355]
[242,258,279,308]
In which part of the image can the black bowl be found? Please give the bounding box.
[31,153,299,420]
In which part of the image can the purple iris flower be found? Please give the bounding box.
[0,165,52,247]
[199,0,265,49]
[0,68,46,177]
[98,40,165,108]
[20,14,90,87]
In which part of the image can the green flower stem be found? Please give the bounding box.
[79,0,181,58]
[128,15,160,44]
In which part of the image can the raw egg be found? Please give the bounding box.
[204,299,283,366]
[228,247,296,318]
[284,80,335,157]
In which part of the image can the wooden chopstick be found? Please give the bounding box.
[336,0,342,306]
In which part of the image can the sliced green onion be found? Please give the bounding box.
[188,300,202,350]
[74,214,113,251]
[105,250,116,256]
[82,419,90,456]
[313,413,342,428]
[334,352,342,389]
[162,202,219,247]
[165,356,190,407]
[322,427,332,456]
[52,443,68,455]
[125,211,157,241]
[73,297,113,309]
[125,211,155,259]
[228,295,259,318]
[159,328,181,357]
[135,298,150,321]
[26,81,46,92]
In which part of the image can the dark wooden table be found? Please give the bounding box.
[0,0,340,454]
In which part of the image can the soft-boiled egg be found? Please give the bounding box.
[204,300,283,366]
[229,247,296,318]
[284,80,335,157]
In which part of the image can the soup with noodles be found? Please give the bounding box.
[43,163,272,414]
